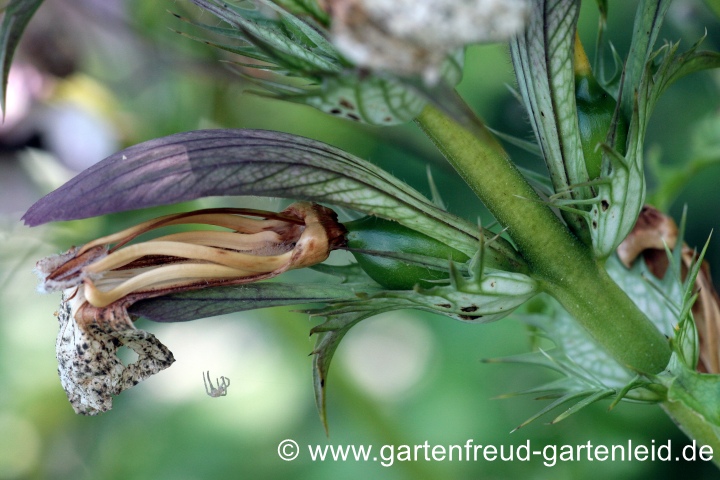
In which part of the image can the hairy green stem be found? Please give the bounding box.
[415,102,671,375]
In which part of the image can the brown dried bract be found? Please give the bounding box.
[618,205,720,373]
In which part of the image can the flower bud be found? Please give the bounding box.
[574,34,628,179]
[345,216,470,290]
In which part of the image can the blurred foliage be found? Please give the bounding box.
[1,0,720,478]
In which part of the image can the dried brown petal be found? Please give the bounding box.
[617,205,720,373]
[616,205,678,271]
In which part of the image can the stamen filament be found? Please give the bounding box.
[85,241,292,274]
[149,230,285,252]
[84,262,262,307]
[79,208,303,254]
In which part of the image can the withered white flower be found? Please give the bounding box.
[53,290,175,415]
[328,0,529,82]
[36,202,346,414]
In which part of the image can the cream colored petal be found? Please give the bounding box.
[84,262,269,307]
[148,230,287,255]
[80,210,298,254]
[85,241,292,274]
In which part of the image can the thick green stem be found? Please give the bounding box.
[415,102,671,375]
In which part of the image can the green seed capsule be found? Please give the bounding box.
[344,216,470,290]
[574,35,628,179]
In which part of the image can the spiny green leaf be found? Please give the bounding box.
[550,389,615,424]
[23,129,523,269]
[512,390,593,431]
[585,36,703,257]
[520,308,638,388]
[191,0,341,74]
[307,257,537,431]
[0,0,43,116]
[310,308,392,434]
[491,296,665,425]
[130,282,375,323]
[491,377,584,400]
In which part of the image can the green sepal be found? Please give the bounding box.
[510,0,590,243]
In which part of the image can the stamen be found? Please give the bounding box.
[84,262,266,307]
[148,230,285,253]
[85,241,292,274]
[79,208,304,254]
[41,202,346,310]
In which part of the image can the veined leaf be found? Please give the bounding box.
[22,129,524,269]
[190,0,341,74]
[491,295,665,428]
[291,74,427,125]
[510,0,590,243]
[129,281,377,323]
[0,0,43,115]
